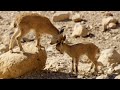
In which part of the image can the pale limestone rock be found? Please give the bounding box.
[96,74,108,79]
[107,23,117,29]
[71,23,89,37]
[0,42,47,79]
[98,48,120,67]
[102,16,118,31]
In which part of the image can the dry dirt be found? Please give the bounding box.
[0,11,120,79]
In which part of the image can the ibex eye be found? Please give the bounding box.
[57,40,60,43]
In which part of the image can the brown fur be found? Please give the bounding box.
[56,36,101,75]
[9,13,64,52]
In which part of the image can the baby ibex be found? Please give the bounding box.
[9,13,64,53]
[56,36,101,75]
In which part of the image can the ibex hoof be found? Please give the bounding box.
[9,50,13,53]
[70,71,74,74]
[70,69,75,74]
[76,72,79,76]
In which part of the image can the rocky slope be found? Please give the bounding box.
[0,11,120,79]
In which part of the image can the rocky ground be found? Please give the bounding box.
[0,11,120,79]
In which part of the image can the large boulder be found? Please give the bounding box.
[0,42,47,79]
[97,48,120,74]
[98,48,120,67]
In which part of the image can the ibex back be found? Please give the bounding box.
[56,36,102,75]
[9,13,64,52]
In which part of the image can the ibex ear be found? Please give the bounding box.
[59,28,64,34]
[63,35,66,41]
